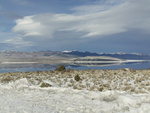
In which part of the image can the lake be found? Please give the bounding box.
[0,60,149,73]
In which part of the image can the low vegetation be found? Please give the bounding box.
[40,82,52,87]
[74,75,81,81]
[0,67,150,94]
[55,65,66,71]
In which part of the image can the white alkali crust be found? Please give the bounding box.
[0,69,150,113]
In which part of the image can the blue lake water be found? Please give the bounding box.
[0,61,149,73]
[73,62,150,70]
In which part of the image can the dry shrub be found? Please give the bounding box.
[77,87,83,90]
[67,83,73,87]
[98,87,104,92]
[55,65,66,71]
[40,82,52,88]
[73,85,77,89]
[66,69,74,72]
[74,75,81,81]
[1,75,14,83]
[89,86,95,91]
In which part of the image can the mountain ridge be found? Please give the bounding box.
[63,50,150,60]
[0,50,150,60]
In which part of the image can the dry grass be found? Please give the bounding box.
[0,69,150,93]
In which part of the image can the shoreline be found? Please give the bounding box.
[1,61,37,64]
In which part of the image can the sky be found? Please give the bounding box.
[0,0,150,54]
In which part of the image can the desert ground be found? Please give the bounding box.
[0,68,150,113]
[0,68,150,93]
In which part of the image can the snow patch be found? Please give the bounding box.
[0,85,150,113]
[0,69,150,113]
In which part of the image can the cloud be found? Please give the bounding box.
[13,0,150,41]
[72,0,125,14]
[13,16,43,37]
[0,32,34,49]
[3,37,33,47]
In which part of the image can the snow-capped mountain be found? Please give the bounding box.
[63,50,150,60]
[0,50,149,60]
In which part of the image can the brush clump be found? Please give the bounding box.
[0,68,150,94]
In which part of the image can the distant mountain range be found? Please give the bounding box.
[0,50,72,58]
[63,50,150,60]
[0,50,149,70]
[0,50,150,60]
